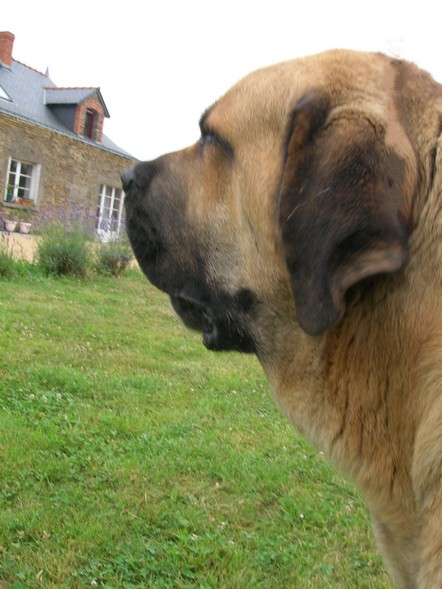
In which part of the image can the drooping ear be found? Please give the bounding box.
[278,93,409,336]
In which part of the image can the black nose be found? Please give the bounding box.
[121,166,136,192]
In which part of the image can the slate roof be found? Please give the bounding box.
[0,59,132,158]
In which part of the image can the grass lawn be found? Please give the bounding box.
[0,270,392,588]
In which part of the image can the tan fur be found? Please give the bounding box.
[125,50,442,588]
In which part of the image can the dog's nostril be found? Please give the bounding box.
[121,166,136,193]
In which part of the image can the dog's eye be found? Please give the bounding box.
[199,130,219,147]
[199,129,234,158]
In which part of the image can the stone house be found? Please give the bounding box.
[0,31,136,238]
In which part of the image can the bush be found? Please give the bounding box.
[0,233,19,278]
[34,204,95,278]
[1,205,134,280]
[95,236,133,277]
[0,247,36,280]
[36,224,91,277]
[0,249,16,278]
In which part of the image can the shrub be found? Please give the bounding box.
[35,204,96,237]
[0,233,18,278]
[36,224,91,277]
[34,205,95,278]
[95,236,133,277]
[0,249,16,278]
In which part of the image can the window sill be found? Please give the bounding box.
[2,201,38,212]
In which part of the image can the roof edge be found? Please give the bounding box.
[12,58,49,78]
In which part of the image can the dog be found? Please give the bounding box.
[122,49,442,588]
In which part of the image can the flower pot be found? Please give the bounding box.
[4,220,17,232]
[19,222,32,234]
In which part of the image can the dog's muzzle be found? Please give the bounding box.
[121,160,258,354]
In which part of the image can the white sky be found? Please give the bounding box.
[3,0,442,161]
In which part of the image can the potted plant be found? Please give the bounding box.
[19,197,33,207]
[19,221,32,234]
[4,218,17,232]
[5,184,15,203]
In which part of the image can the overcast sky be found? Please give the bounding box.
[3,0,442,161]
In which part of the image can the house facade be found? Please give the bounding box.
[0,31,136,237]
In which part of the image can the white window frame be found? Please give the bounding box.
[96,184,125,241]
[4,157,40,204]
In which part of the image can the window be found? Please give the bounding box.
[0,84,12,101]
[4,158,40,204]
[96,185,125,240]
[83,109,96,139]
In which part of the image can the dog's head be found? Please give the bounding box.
[123,50,421,356]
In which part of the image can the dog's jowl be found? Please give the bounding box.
[123,50,442,589]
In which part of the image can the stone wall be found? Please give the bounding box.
[0,112,135,221]
[0,232,39,262]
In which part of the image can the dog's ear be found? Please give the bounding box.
[278,93,409,336]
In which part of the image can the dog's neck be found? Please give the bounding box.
[260,262,438,503]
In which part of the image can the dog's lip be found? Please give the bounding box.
[170,292,223,350]
[170,293,213,335]
[169,287,258,353]
[174,290,207,308]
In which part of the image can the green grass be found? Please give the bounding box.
[0,270,392,588]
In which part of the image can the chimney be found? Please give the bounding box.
[0,31,15,69]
